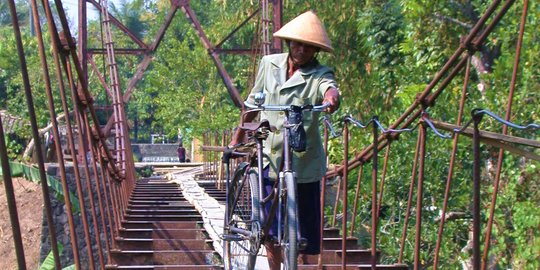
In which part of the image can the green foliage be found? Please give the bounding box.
[39,245,60,270]
[38,243,75,270]
[0,0,30,27]
[135,165,153,178]
[487,157,540,268]
[316,1,539,267]
[0,4,65,137]
[4,134,24,160]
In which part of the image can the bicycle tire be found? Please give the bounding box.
[223,162,261,270]
[282,172,298,270]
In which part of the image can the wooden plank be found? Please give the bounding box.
[432,120,539,148]
[432,120,540,161]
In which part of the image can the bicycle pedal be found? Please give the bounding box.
[298,237,308,251]
[222,234,244,242]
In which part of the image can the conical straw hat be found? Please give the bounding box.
[274,10,333,53]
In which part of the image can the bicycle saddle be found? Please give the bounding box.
[239,119,276,132]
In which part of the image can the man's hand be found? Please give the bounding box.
[323,87,341,113]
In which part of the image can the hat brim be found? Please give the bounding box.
[274,34,334,53]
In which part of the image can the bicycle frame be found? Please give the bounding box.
[277,109,293,245]
[236,107,304,244]
[223,101,329,269]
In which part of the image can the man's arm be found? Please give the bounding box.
[323,87,340,113]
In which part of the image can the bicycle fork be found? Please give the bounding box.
[279,116,302,248]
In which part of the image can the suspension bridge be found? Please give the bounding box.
[2,0,538,269]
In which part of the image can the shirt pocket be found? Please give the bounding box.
[262,86,278,105]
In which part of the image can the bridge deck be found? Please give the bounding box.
[107,166,408,269]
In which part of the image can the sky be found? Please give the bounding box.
[61,0,125,25]
[61,0,98,22]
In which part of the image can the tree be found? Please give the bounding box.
[0,0,29,27]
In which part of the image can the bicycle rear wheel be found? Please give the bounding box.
[223,162,261,270]
[282,172,298,270]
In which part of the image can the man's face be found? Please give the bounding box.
[289,41,318,67]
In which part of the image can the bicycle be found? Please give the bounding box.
[221,93,329,270]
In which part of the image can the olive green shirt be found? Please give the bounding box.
[247,53,337,183]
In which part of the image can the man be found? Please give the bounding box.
[230,10,340,269]
[177,142,186,163]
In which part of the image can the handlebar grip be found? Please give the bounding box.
[244,101,259,109]
[313,102,330,112]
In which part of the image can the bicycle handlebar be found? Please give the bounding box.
[244,101,330,112]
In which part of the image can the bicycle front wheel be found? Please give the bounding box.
[223,162,261,270]
[282,172,298,270]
